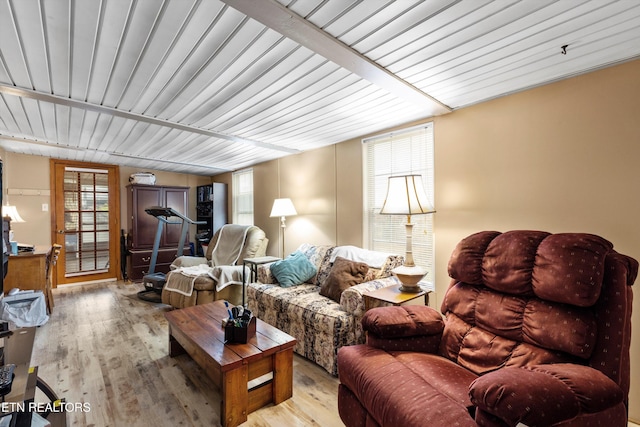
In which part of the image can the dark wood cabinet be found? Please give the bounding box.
[127,184,190,280]
[195,183,227,255]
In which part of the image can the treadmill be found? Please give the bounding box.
[138,206,205,302]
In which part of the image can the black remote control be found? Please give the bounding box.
[0,364,15,396]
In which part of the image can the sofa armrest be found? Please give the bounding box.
[362,305,444,353]
[340,276,398,316]
[339,277,399,343]
[469,364,624,426]
[171,256,208,269]
[256,263,278,284]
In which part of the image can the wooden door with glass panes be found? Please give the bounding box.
[51,160,120,285]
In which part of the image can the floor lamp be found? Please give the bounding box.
[380,175,435,292]
[270,198,297,258]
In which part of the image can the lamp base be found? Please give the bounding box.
[391,265,426,293]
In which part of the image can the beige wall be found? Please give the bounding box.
[245,58,640,421]
[225,141,365,258]
[241,147,340,258]
[0,153,51,247]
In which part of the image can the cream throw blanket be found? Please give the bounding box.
[164,225,251,296]
[211,224,250,266]
[209,265,249,291]
[164,264,211,297]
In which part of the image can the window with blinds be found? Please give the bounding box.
[63,167,110,276]
[363,123,435,286]
[232,168,254,225]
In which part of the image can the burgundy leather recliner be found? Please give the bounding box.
[337,230,637,427]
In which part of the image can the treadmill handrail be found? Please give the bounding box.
[144,206,207,225]
[144,206,206,274]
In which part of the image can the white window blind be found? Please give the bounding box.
[364,124,435,285]
[232,168,254,225]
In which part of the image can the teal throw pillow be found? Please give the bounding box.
[270,251,317,288]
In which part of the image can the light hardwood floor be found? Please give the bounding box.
[29,281,640,427]
[31,281,344,427]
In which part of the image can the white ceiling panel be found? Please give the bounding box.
[0,0,639,175]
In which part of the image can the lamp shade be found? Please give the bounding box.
[2,205,25,222]
[270,198,297,217]
[380,175,434,215]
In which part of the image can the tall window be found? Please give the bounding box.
[232,168,254,225]
[364,124,435,286]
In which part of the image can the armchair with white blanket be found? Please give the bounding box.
[161,224,268,309]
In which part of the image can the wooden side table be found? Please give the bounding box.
[3,248,48,294]
[242,256,281,306]
[364,285,429,311]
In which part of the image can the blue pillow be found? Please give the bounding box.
[270,251,317,288]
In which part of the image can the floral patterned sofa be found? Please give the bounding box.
[247,244,404,375]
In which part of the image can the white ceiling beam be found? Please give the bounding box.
[0,84,301,154]
[0,132,231,173]
[221,0,452,116]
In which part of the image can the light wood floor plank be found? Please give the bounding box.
[30,281,343,427]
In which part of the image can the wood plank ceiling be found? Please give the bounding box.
[0,0,639,175]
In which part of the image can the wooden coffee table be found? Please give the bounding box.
[165,300,297,427]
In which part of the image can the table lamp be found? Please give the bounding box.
[380,175,435,292]
[270,198,297,257]
[2,205,25,223]
[2,205,25,246]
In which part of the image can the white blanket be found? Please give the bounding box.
[164,264,211,297]
[210,265,249,292]
[164,264,249,296]
[330,245,392,268]
[211,224,250,266]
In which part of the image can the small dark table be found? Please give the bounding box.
[242,256,280,306]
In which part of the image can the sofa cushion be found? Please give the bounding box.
[320,256,369,302]
[448,231,613,307]
[296,243,336,285]
[338,345,478,427]
[468,364,624,426]
[270,251,317,288]
[363,305,444,338]
[442,282,598,360]
[441,231,613,375]
[361,254,406,282]
[532,233,613,306]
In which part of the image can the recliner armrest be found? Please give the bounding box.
[363,305,444,353]
[171,256,208,269]
[469,364,624,426]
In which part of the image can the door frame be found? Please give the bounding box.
[49,159,121,286]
